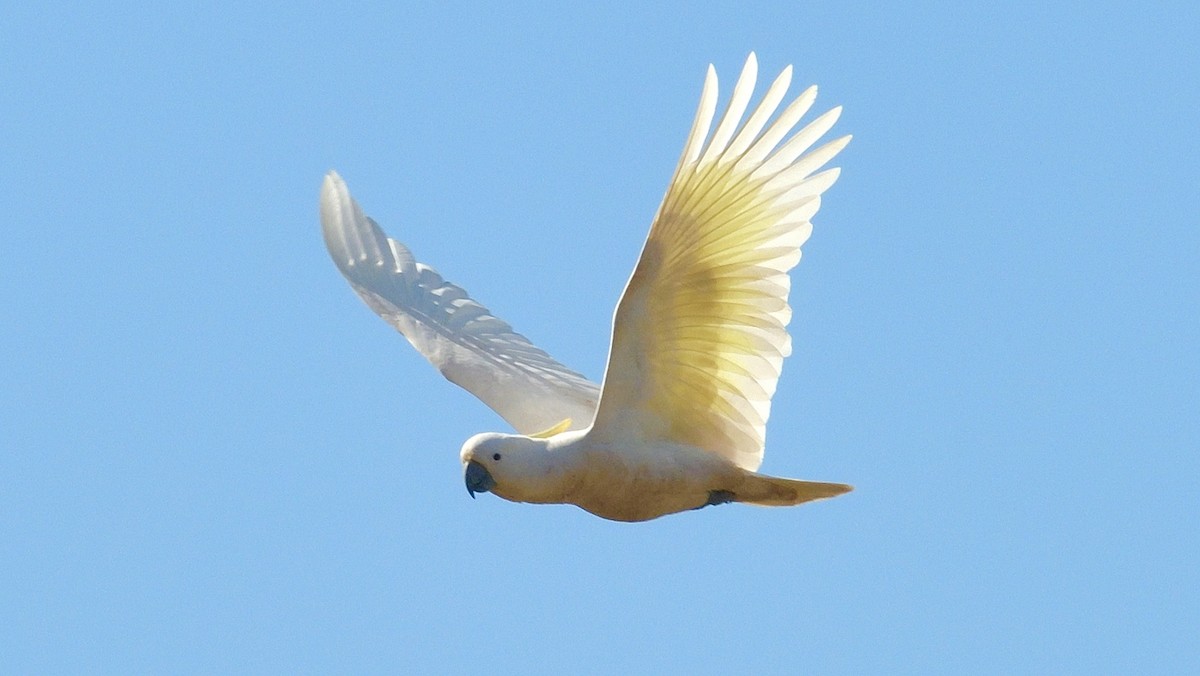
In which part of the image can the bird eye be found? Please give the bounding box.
[492,453,501,461]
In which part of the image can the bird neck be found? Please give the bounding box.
[497,433,586,505]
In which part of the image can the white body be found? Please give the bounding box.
[461,428,848,522]
[465,430,738,522]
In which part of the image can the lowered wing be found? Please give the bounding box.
[320,171,599,434]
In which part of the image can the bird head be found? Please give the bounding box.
[459,432,562,503]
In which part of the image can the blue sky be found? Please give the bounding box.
[3,1,1197,673]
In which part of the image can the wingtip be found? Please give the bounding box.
[319,169,358,264]
[321,170,346,203]
[738,52,759,88]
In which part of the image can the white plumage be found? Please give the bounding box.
[321,54,852,521]
[320,173,598,434]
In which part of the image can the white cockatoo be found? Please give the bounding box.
[321,54,852,521]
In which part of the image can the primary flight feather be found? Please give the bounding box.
[321,53,852,521]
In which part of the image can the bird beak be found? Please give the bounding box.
[464,460,496,499]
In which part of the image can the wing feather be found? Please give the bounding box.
[320,172,599,434]
[591,54,849,470]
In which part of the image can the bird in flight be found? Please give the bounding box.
[320,53,852,521]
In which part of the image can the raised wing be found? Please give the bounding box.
[320,171,599,434]
[591,54,850,471]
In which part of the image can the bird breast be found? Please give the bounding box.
[561,440,742,522]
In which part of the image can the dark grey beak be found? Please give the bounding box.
[464,460,496,498]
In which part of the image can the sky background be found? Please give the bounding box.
[3,1,1197,673]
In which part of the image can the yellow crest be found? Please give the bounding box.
[529,418,572,439]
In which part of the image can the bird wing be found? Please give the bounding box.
[590,54,850,471]
[320,171,599,434]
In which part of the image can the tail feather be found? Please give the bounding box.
[734,471,853,507]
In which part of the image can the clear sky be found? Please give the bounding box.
[3,1,1197,673]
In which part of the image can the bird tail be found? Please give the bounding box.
[734,472,853,507]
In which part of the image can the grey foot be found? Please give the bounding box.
[696,489,737,509]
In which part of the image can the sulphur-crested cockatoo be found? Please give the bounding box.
[321,53,852,521]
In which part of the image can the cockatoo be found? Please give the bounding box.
[320,53,852,522]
